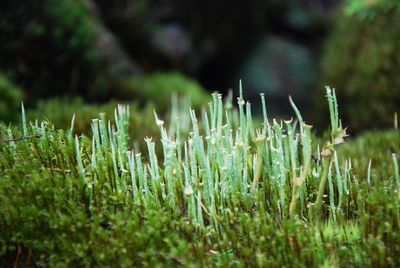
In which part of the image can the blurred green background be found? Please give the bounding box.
[0,0,399,134]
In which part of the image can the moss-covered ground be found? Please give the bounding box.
[0,90,399,267]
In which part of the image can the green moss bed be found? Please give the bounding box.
[0,89,399,267]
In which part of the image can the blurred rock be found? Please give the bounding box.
[84,0,142,77]
[153,23,192,65]
[237,36,317,115]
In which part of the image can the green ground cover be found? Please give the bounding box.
[0,87,399,267]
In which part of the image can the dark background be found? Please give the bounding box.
[0,0,399,132]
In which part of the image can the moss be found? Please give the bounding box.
[1,91,399,266]
[338,129,399,178]
[0,1,102,100]
[322,1,400,131]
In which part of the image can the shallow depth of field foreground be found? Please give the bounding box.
[0,86,399,267]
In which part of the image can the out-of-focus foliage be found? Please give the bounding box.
[93,0,164,69]
[322,0,400,131]
[93,0,283,70]
[93,0,333,93]
[123,72,209,110]
[0,1,207,111]
[345,0,400,18]
[0,0,105,100]
[0,74,23,122]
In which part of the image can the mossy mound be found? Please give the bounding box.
[0,117,399,266]
[322,1,400,131]
[338,129,399,178]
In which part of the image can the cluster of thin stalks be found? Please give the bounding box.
[3,85,398,224]
[1,84,399,266]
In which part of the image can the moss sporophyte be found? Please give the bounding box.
[1,85,399,266]
[6,86,395,223]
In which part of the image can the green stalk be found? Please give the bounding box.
[393,153,399,186]
[127,150,139,202]
[99,113,109,148]
[75,135,86,184]
[314,152,333,217]
[250,131,266,194]
[111,141,120,193]
[260,93,270,137]
[327,162,336,222]
[313,87,346,218]
[367,159,372,185]
[68,113,75,138]
[289,125,312,218]
[246,102,255,140]
[21,102,28,136]
[334,151,343,209]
